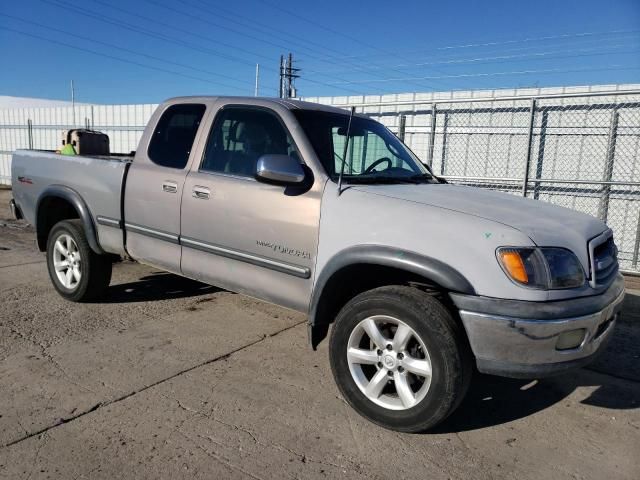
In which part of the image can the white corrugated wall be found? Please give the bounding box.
[0,103,158,185]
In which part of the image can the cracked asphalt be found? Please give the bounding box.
[0,188,639,479]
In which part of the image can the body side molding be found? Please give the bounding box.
[96,215,122,228]
[181,236,311,279]
[124,222,180,244]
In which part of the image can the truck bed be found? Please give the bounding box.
[11,149,131,255]
[31,149,135,162]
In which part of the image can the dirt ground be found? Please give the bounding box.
[0,188,638,479]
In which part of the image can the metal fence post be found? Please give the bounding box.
[633,208,640,270]
[440,110,449,175]
[533,109,549,200]
[427,103,437,167]
[521,98,536,197]
[27,119,33,149]
[398,114,406,142]
[597,107,619,223]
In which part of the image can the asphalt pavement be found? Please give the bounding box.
[1,188,638,479]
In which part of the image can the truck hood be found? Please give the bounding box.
[352,183,607,249]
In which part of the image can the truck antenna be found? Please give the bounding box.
[337,106,356,196]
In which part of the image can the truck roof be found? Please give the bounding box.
[165,96,352,115]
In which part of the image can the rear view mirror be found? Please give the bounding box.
[255,154,305,185]
[336,126,366,136]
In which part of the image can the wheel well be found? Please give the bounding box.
[310,264,459,349]
[36,196,80,251]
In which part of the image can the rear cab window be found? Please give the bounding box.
[148,103,206,169]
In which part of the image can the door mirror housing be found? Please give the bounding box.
[255,154,305,185]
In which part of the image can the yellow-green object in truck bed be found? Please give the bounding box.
[60,144,76,155]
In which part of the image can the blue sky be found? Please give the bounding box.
[1,0,639,103]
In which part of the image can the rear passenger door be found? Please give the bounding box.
[180,105,321,312]
[124,103,206,274]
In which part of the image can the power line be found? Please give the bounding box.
[37,0,378,95]
[159,0,343,65]
[423,33,640,59]
[0,25,251,91]
[336,29,640,62]
[113,0,399,93]
[325,64,640,86]
[146,0,450,91]
[40,0,271,71]
[434,29,640,52]
[249,0,498,91]
[143,0,299,58]
[88,0,276,64]
[0,12,275,93]
[180,0,354,60]
[254,0,393,54]
[299,33,640,74]
[157,0,458,91]
[305,44,640,75]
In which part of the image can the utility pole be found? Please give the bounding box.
[279,53,300,99]
[254,64,260,97]
[279,55,284,98]
[286,53,300,98]
[286,53,293,98]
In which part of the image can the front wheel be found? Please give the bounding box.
[329,286,471,432]
[46,219,112,302]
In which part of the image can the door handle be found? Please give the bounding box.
[162,181,178,193]
[192,186,210,200]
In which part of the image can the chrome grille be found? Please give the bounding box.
[589,232,618,288]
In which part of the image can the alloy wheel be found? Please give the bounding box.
[346,315,432,410]
[52,233,82,290]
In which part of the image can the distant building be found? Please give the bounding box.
[0,96,89,109]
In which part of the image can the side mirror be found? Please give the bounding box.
[255,154,305,185]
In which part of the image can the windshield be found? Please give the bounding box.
[293,110,435,184]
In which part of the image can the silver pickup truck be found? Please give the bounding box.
[10,96,625,432]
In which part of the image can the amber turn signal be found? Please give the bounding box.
[498,250,529,284]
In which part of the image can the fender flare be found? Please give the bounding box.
[309,245,475,327]
[36,185,104,255]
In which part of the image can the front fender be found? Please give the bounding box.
[308,245,475,346]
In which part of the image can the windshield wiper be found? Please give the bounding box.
[407,173,434,183]
[343,175,424,185]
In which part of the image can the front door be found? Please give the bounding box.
[180,105,322,311]
[124,102,207,274]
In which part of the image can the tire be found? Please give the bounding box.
[46,219,112,302]
[329,285,472,432]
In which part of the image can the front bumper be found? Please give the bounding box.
[450,275,626,378]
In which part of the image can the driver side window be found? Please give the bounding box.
[201,107,298,177]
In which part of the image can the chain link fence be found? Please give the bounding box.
[321,90,640,274]
[1,89,639,273]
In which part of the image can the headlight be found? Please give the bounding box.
[541,247,586,288]
[497,247,586,290]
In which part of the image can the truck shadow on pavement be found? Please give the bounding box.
[434,369,637,434]
[435,291,640,433]
[99,271,639,433]
[102,272,223,303]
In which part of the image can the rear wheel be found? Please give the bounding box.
[46,219,112,302]
[329,286,471,432]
